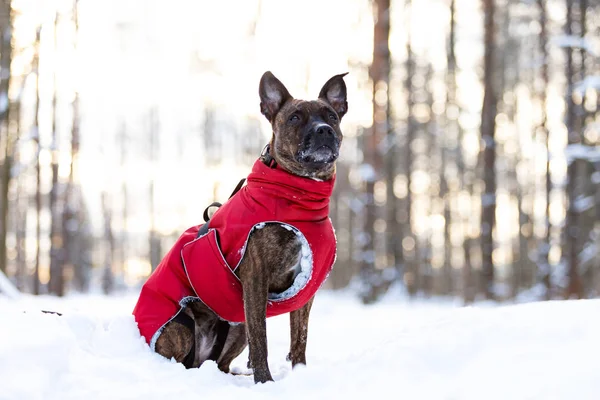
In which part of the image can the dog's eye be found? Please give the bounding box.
[289,114,300,123]
[328,113,338,123]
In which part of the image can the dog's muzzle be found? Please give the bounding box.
[298,124,340,165]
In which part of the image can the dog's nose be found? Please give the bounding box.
[315,124,334,136]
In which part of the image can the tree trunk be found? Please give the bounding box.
[360,0,390,303]
[62,90,79,293]
[480,0,498,300]
[536,0,552,300]
[443,0,475,304]
[385,80,402,286]
[0,0,12,276]
[439,0,457,296]
[48,12,65,296]
[563,0,584,299]
[119,120,128,284]
[32,28,41,295]
[13,97,25,290]
[421,63,435,296]
[380,0,402,286]
[403,0,418,296]
[463,237,475,304]
[62,0,80,293]
[101,192,114,294]
[515,185,529,295]
[148,108,161,271]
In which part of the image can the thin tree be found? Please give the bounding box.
[148,107,161,271]
[480,0,498,300]
[32,27,41,294]
[101,192,114,294]
[118,120,128,283]
[13,83,24,290]
[563,0,584,299]
[440,0,458,296]
[0,0,12,276]
[64,0,81,292]
[536,0,552,299]
[379,4,402,287]
[421,62,436,295]
[62,93,79,291]
[403,0,418,296]
[359,0,390,303]
[48,11,65,296]
[444,0,475,304]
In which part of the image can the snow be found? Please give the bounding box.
[28,126,39,140]
[564,143,600,164]
[552,35,599,56]
[357,163,376,182]
[1,292,600,400]
[573,195,595,213]
[481,193,496,207]
[0,93,7,113]
[574,75,600,95]
[481,134,495,149]
[579,243,598,266]
[0,271,20,299]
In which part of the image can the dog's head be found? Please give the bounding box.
[259,71,348,181]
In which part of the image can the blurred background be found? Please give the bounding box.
[0,0,598,304]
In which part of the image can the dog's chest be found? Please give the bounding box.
[252,224,305,296]
[195,333,216,363]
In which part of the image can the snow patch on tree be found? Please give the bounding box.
[574,75,600,95]
[565,144,600,164]
[552,34,599,56]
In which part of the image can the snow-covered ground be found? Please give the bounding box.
[1,290,599,400]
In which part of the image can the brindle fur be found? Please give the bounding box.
[154,71,347,383]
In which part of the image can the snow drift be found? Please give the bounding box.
[1,292,599,400]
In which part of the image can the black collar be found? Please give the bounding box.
[260,144,277,169]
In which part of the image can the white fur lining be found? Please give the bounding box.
[229,221,314,302]
[266,223,313,301]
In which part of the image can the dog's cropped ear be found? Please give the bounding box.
[318,73,348,120]
[259,71,292,123]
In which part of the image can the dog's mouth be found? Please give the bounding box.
[297,145,339,165]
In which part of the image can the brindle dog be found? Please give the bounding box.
[155,71,347,383]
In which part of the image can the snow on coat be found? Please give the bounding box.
[133,159,337,349]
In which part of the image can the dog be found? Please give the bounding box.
[133,71,347,383]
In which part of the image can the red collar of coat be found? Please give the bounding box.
[246,159,336,220]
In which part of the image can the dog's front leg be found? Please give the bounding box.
[238,242,273,383]
[288,296,314,367]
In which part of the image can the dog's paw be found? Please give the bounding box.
[229,366,253,377]
[253,369,274,384]
[286,352,306,367]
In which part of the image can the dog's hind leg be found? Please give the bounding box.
[216,324,247,373]
[288,296,314,367]
[154,316,195,366]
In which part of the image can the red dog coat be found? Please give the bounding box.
[132,159,336,349]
